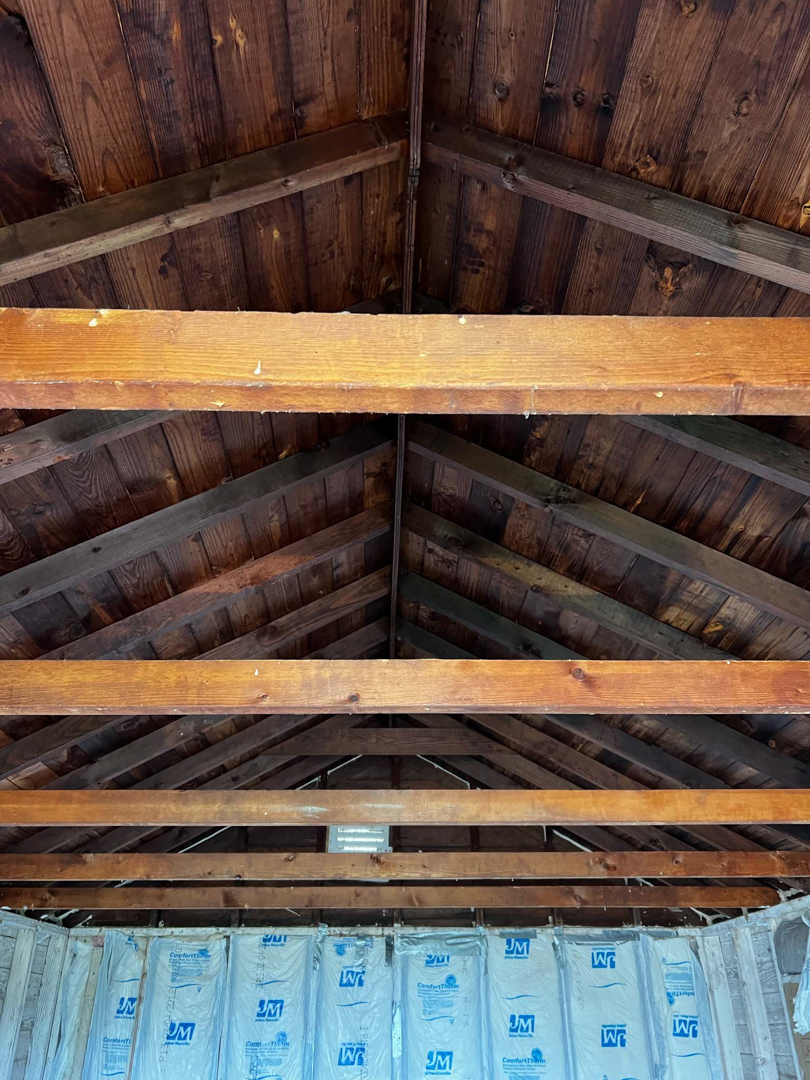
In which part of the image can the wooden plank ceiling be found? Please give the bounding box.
[0,0,809,926]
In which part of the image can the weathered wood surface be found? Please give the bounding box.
[0,883,776,909]
[2,849,807,880]
[422,114,810,295]
[1,788,810,827]
[2,309,809,414]
[0,659,804,715]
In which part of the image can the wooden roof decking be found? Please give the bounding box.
[0,0,809,922]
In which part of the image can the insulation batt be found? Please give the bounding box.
[82,932,145,1080]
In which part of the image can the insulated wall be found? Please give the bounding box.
[6,908,810,1080]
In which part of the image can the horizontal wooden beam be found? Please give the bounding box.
[410,419,810,630]
[0,884,776,909]
[625,416,810,498]
[257,726,511,755]
[422,113,810,295]
[1,849,806,881]
[0,113,407,286]
[0,659,804,715]
[0,419,392,616]
[2,788,810,827]
[0,410,172,486]
[2,309,809,414]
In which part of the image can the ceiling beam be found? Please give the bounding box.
[0,883,775,910]
[2,658,803,715]
[0,113,407,286]
[410,419,810,630]
[403,504,732,660]
[0,419,392,616]
[254,726,514,756]
[2,309,809,414]
[0,410,173,486]
[422,113,810,296]
[2,787,810,827]
[0,581,389,783]
[4,849,804,881]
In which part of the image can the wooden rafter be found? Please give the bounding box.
[2,309,809,414]
[403,504,732,660]
[0,884,776,910]
[409,419,810,629]
[1,658,803,715]
[0,419,393,616]
[0,113,408,286]
[2,788,810,827]
[2,849,806,880]
[421,113,810,296]
[0,410,173,486]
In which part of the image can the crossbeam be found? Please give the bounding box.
[0,850,807,880]
[0,659,804,715]
[2,789,810,827]
[0,884,776,910]
[2,309,809,414]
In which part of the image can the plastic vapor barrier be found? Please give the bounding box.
[82,932,146,1080]
[487,932,565,1080]
[314,933,394,1080]
[129,935,226,1080]
[563,937,654,1080]
[220,931,315,1080]
[398,932,486,1080]
[45,938,94,1080]
[646,936,720,1080]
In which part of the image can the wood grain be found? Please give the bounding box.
[0,883,776,909]
[1,787,810,827]
[1,309,809,414]
[0,658,805,715]
[0,114,407,286]
[1,849,805,880]
[423,113,810,295]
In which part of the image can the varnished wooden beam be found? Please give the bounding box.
[0,113,407,286]
[0,419,392,616]
[422,113,810,296]
[409,419,810,630]
[0,659,804,715]
[2,309,809,414]
[0,884,776,909]
[1,850,806,881]
[1,788,810,827]
[0,410,172,485]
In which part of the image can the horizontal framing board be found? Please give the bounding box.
[2,849,808,880]
[2,788,810,827]
[0,659,805,714]
[0,884,777,909]
[421,114,810,295]
[409,419,810,630]
[2,309,809,414]
[0,113,408,285]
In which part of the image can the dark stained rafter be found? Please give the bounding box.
[422,114,810,296]
[0,418,393,616]
[0,114,408,286]
[409,419,810,629]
